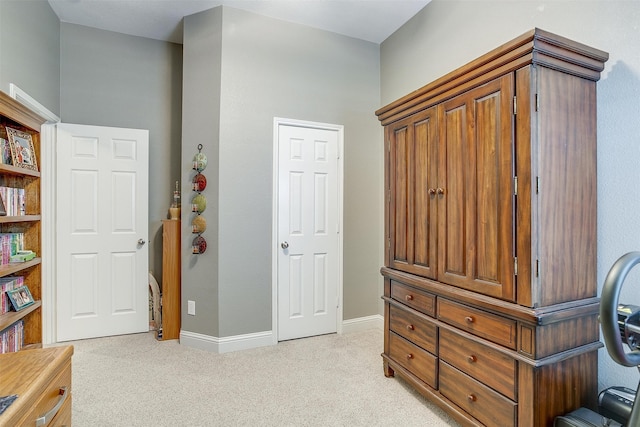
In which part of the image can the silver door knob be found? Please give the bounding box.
[281,241,289,249]
[138,239,146,245]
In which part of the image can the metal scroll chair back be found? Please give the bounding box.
[600,252,640,426]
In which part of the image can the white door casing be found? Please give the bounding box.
[273,118,343,342]
[56,123,149,341]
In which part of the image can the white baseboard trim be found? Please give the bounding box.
[180,330,274,353]
[342,314,384,333]
[180,314,383,353]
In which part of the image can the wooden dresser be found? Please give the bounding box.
[0,346,73,426]
[376,29,608,426]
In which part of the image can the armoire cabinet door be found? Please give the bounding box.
[387,107,438,279]
[438,74,516,301]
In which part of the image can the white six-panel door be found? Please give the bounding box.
[276,121,341,341]
[56,123,149,341]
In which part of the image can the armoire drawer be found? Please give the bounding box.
[389,304,437,354]
[390,281,436,317]
[389,332,437,388]
[438,298,517,349]
[439,328,516,400]
[439,361,517,427]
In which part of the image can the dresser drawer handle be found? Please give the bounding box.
[465,316,474,324]
[406,353,414,360]
[36,386,68,426]
[467,394,477,402]
[406,324,415,331]
[405,294,414,301]
[467,355,477,363]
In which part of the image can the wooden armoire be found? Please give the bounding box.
[376,29,608,427]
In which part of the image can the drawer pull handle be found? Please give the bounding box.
[467,394,477,402]
[36,386,68,426]
[406,324,415,331]
[405,294,414,301]
[465,316,474,324]
[406,353,414,360]
[467,355,477,363]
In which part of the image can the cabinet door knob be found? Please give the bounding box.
[406,324,415,331]
[428,188,436,196]
[436,187,445,195]
[467,355,477,363]
[406,353,414,360]
[467,394,477,402]
[405,294,414,301]
[465,316,474,324]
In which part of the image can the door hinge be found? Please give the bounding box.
[514,176,518,196]
[514,257,518,276]
[536,176,540,194]
[513,96,517,115]
[387,139,390,152]
[387,238,391,249]
[535,94,539,112]
[536,259,540,277]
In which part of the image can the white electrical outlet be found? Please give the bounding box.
[188,300,196,316]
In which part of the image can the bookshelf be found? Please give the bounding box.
[0,91,46,352]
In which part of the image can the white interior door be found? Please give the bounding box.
[276,121,342,341]
[56,123,149,342]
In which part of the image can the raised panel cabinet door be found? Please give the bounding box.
[387,107,438,279]
[534,66,598,306]
[438,74,516,301]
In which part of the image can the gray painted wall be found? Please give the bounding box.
[60,23,183,281]
[380,0,640,394]
[0,0,60,116]
[181,7,223,336]
[181,6,383,338]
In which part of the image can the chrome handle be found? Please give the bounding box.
[138,239,146,245]
[36,387,68,426]
[281,241,289,249]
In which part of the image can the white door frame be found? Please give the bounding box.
[272,117,344,344]
[8,85,60,345]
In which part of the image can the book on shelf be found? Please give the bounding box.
[10,250,35,263]
[0,277,24,315]
[0,138,11,165]
[0,320,24,354]
[0,233,25,266]
[0,187,25,216]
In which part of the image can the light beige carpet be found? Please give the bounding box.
[66,328,460,426]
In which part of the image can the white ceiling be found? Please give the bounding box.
[47,0,431,45]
